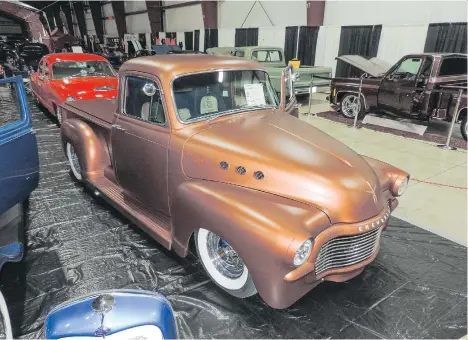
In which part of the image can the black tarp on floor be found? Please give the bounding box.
[0,90,467,339]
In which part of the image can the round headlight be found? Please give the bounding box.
[397,177,408,196]
[392,176,409,196]
[66,96,76,102]
[293,239,313,267]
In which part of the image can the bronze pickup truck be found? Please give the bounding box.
[330,53,467,140]
[59,54,408,309]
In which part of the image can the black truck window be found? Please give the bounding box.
[439,57,467,76]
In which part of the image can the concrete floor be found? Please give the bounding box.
[299,95,467,246]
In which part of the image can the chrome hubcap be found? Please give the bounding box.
[70,145,81,175]
[206,232,244,279]
[342,95,361,118]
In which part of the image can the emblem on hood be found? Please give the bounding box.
[92,294,115,337]
[365,181,378,204]
[94,86,115,91]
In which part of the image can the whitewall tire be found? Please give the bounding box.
[66,142,82,181]
[195,228,257,298]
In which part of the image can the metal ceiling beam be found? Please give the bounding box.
[89,1,104,43]
[111,0,127,38]
[201,1,217,29]
[72,1,87,39]
[60,2,75,35]
[146,0,163,33]
[306,0,325,26]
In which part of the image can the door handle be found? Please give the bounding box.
[112,124,126,131]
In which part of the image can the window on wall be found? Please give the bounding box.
[284,26,298,63]
[204,29,218,52]
[235,28,258,47]
[336,25,382,78]
[283,26,319,66]
[424,23,467,54]
[184,31,193,50]
[194,30,200,51]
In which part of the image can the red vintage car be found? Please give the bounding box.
[30,53,118,125]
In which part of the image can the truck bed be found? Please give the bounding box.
[63,98,117,127]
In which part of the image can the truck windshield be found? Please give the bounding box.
[173,70,279,123]
[52,61,115,80]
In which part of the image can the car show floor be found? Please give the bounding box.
[0,91,466,339]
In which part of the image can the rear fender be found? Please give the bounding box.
[170,181,330,306]
[60,118,111,179]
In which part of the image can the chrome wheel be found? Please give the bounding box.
[341,94,361,118]
[66,143,82,181]
[196,228,256,296]
[206,232,244,279]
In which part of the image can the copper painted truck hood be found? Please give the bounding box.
[182,111,385,224]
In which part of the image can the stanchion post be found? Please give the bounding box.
[348,76,363,129]
[308,73,315,115]
[437,88,463,151]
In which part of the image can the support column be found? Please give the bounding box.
[73,1,87,39]
[146,0,164,33]
[60,2,75,35]
[306,0,325,26]
[111,1,127,39]
[89,1,104,43]
[201,1,217,29]
[51,2,64,32]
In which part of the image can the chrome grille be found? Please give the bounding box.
[315,228,381,275]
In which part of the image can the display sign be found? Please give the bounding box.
[244,84,266,106]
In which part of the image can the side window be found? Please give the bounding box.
[37,60,44,75]
[124,76,166,125]
[393,58,422,78]
[439,57,467,76]
[43,62,50,79]
[233,50,245,57]
[0,82,21,128]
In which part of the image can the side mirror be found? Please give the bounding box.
[142,82,157,97]
[280,65,295,111]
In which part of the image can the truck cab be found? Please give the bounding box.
[208,46,332,95]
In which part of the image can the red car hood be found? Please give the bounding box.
[182,111,384,224]
[52,77,118,100]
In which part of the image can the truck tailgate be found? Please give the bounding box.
[63,99,117,126]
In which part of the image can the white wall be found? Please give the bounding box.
[218,0,306,29]
[124,1,151,33]
[164,4,204,32]
[258,27,286,48]
[102,3,118,37]
[324,1,468,26]
[377,24,428,64]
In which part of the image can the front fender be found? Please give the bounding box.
[60,118,110,179]
[170,180,330,308]
[361,155,409,193]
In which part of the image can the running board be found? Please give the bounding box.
[88,174,172,249]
